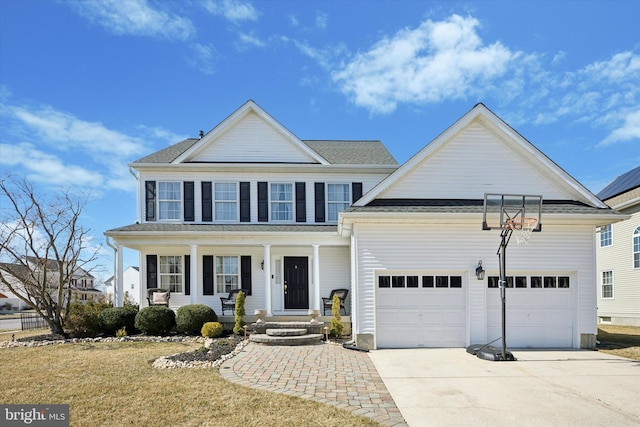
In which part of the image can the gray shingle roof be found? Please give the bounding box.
[131,138,397,166]
[597,166,640,200]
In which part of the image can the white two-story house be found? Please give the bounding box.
[106,100,623,349]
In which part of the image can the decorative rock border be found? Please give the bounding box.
[0,335,205,348]
[153,339,249,369]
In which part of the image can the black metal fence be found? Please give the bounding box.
[20,312,48,331]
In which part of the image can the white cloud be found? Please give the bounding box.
[202,0,258,23]
[237,32,266,50]
[0,142,104,187]
[315,12,328,30]
[187,43,219,75]
[331,15,518,114]
[69,0,195,41]
[599,109,640,146]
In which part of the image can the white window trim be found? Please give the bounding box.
[269,182,294,223]
[601,270,614,299]
[159,255,183,294]
[214,181,239,222]
[215,255,240,294]
[633,226,640,269]
[326,183,351,223]
[158,181,182,221]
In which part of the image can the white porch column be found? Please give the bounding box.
[263,244,272,316]
[116,244,124,307]
[190,244,197,304]
[312,244,320,311]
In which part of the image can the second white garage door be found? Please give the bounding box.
[375,273,467,348]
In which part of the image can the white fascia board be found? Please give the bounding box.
[128,163,397,174]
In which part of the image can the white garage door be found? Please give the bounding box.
[376,274,466,348]
[486,274,574,348]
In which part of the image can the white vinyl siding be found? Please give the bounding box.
[158,181,181,220]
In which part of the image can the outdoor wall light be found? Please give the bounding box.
[261,260,264,270]
[475,260,485,280]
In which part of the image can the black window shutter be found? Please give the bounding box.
[314,182,325,223]
[201,181,212,222]
[352,182,363,203]
[145,181,156,221]
[146,255,157,288]
[258,182,268,222]
[240,182,251,222]
[184,181,194,222]
[295,182,306,222]
[241,256,252,295]
[184,255,191,295]
[203,255,214,295]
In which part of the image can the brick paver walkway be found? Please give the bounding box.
[219,342,407,426]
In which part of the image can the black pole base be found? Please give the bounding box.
[466,344,517,361]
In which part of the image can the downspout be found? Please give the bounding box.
[105,235,118,305]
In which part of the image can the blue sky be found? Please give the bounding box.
[1,0,639,281]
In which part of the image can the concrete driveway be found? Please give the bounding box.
[369,348,640,427]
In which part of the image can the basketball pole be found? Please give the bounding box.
[497,226,513,361]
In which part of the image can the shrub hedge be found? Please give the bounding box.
[201,321,223,338]
[99,306,138,335]
[134,306,176,335]
[176,304,218,335]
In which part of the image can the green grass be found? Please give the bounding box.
[0,339,379,426]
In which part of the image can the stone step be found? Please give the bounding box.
[252,321,323,335]
[266,328,308,337]
[249,333,323,346]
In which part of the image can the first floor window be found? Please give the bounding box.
[271,183,293,221]
[601,271,613,298]
[160,255,183,293]
[327,183,350,222]
[158,181,181,220]
[634,226,640,268]
[216,256,239,293]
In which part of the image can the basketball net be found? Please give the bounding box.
[506,218,538,244]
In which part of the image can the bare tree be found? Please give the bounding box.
[0,175,101,334]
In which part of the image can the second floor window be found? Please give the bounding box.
[271,183,293,221]
[158,182,181,220]
[600,224,612,247]
[215,183,238,221]
[327,184,350,222]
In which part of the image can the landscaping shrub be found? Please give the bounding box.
[99,305,138,335]
[201,321,223,338]
[134,306,176,335]
[176,304,218,335]
[233,290,246,335]
[65,301,112,338]
[329,294,344,338]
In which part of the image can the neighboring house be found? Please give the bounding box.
[105,100,623,349]
[104,266,141,305]
[596,166,640,326]
[0,258,101,307]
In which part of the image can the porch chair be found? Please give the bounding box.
[322,288,349,315]
[147,288,170,306]
[220,289,246,315]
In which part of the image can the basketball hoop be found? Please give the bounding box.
[506,218,538,244]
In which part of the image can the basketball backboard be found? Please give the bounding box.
[482,193,542,232]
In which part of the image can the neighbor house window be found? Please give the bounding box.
[159,255,182,293]
[327,183,350,222]
[601,271,613,299]
[634,226,640,269]
[158,181,181,220]
[270,183,293,221]
[215,182,238,221]
[216,256,239,293]
[600,224,612,247]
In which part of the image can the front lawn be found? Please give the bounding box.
[597,324,640,360]
[0,339,379,426]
